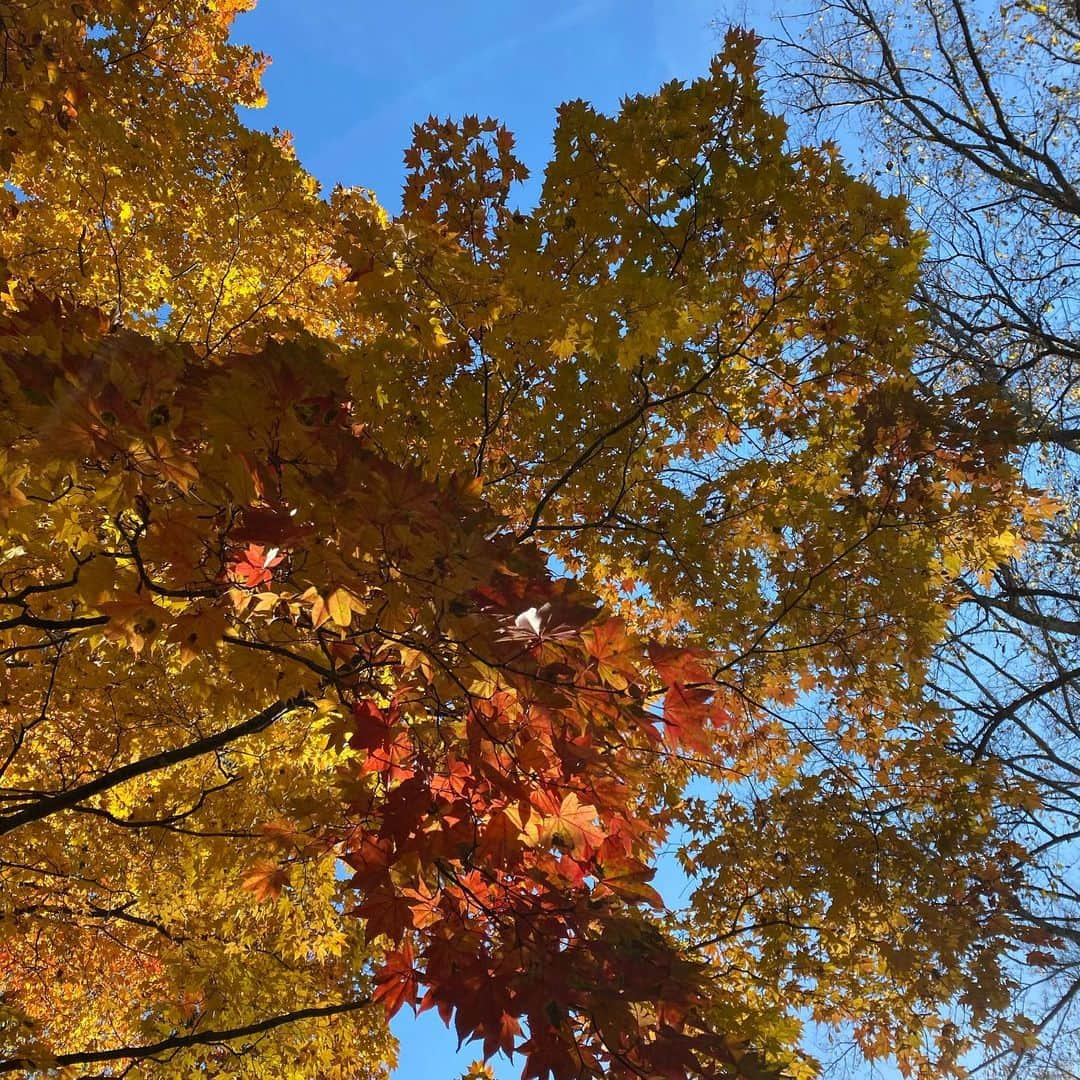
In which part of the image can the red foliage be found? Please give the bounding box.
[228,542,284,587]
[334,551,776,1079]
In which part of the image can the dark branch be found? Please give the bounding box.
[0,996,373,1074]
[0,695,311,836]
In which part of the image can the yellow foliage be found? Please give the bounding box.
[0,7,1052,1079]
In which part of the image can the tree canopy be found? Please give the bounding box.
[0,3,1058,1078]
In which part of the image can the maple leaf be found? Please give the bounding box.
[258,819,320,857]
[240,859,289,903]
[527,792,605,856]
[402,881,443,930]
[99,596,169,655]
[595,865,665,909]
[580,619,638,690]
[228,543,284,588]
[354,886,415,944]
[479,1011,522,1061]
[460,1063,496,1080]
[349,699,393,751]
[231,505,314,547]
[518,1032,579,1080]
[373,944,421,1019]
[327,586,362,628]
[647,643,717,750]
[661,682,715,753]
[167,605,229,667]
[477,810,526,867]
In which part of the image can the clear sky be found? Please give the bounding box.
[233,3,767,1076]
[236,0,756,209]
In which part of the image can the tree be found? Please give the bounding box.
[0,0,351,347]
[0,4,1052,1077]
[763,0,1080,1071]
[0,292,787,1078]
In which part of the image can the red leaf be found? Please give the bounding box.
[580,618,638,689]
[373,944,420,1018]
[481,1010,522,1061]
[356,886,414,943]
[342,832,394,884]
[228,543,284,587]
[596,865,665,909]
[648,642,716,751]
[477,810,525,867]
[231,505,314,547]
[662,682,713,752]
[350,699,392,751]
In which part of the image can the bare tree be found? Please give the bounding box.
[762,0,1080,1072]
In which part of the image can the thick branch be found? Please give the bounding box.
[971,667,1080,757]
[961,590,1080,638]
[0,695,311,836]
[0,996,372,1073]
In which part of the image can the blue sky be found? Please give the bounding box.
[236,0,754,209]
[233,3,767,1076]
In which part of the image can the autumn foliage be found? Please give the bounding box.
[0,3,1057,1079]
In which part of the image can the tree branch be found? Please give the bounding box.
[0,695,312,836]
[0,996,373,1074]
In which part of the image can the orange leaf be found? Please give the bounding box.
[240,859,288,902]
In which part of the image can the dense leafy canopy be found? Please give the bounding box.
[0,3,1057,1078]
